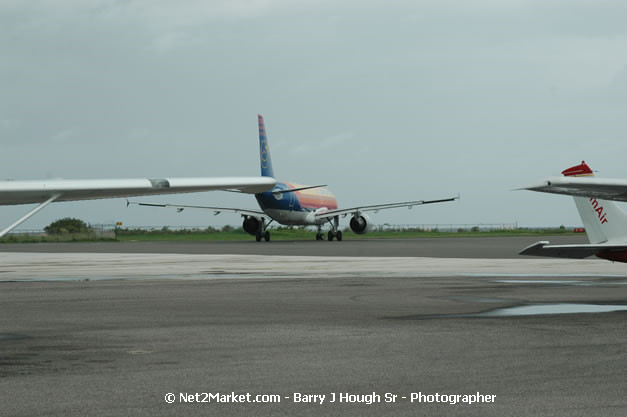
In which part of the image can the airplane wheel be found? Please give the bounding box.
[264,231,271,242]
[255,232,262,242]
[328,231,335,241]
[315,233,322,241]
[336,231,343,241]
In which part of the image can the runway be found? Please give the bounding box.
[0,234,589,257]
[1,237,626,416]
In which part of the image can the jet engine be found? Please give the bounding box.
[242,216,262,235]
[349,213,373,235]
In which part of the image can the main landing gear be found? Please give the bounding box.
[316,216,343,242]
[255,230,271,242]
[327,229,343,241]
[254,218,273,242]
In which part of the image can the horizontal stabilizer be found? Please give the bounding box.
[519,241,627,259]
[272,185,328,195]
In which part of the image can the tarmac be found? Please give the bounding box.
[1,236,626,416]
[0,234,589,257]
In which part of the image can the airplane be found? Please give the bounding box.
[519,160,627,263]
[129,115,459,242]
[0,176,275,238]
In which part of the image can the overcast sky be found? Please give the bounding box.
[2,1,627,230]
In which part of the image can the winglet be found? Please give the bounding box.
[562,161,593,177]
[513,161,593,191]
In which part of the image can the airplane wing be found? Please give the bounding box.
[0,176,275,237]
[314,196,459,220]
[0,177,275,205]
[520,177,627,202]
[127,201,266,218]
[519,241,627,259]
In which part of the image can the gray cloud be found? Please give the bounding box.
[2,1,626,229]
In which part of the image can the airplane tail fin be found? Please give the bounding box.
[258,114,275,178]
[563,161,627,244]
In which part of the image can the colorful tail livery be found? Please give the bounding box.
[258,115,275,178]
[520,161,627,262]
[129,115,458,242]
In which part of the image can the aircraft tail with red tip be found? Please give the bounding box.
[563,161,627,245]
[520,161,627,263]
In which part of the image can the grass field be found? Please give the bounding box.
[0,232,116,244]
[0,226,579,243]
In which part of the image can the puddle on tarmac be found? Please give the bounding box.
[479,303,627,317]
[0,333,30,341]
[389,303,627,320]
[493,279,627,286]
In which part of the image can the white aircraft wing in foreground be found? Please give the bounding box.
[521,170,627,202]
[0,176,275,237]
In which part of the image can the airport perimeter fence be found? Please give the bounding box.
[376,223,519,232]
[8,222,585,240]
[9,222,524,235]
[4,226,116,242]
[87,223,524,233]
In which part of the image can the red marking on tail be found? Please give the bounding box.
[590,198,609,224]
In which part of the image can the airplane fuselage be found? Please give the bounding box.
[255,181,338,226]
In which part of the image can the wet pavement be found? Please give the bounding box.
[1,238,626,416]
